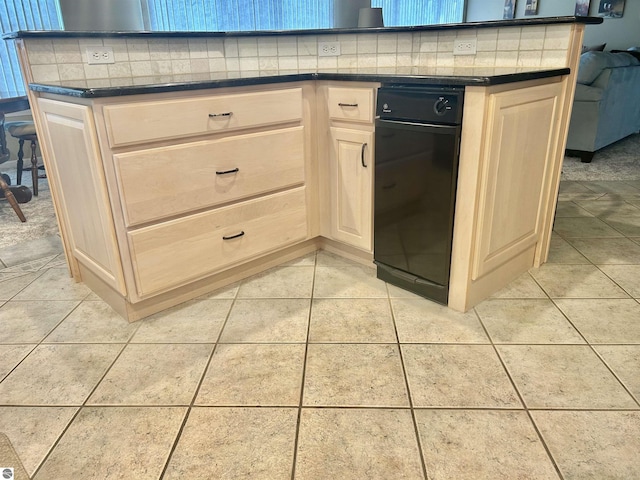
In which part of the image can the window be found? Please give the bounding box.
[0,0,62,95]
[146,0,464,32]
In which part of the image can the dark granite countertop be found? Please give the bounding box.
[3,16,602,40]
[29,66,570,98]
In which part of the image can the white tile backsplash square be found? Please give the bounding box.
[58,63,85,81]
[127,39,151,62]
[541,49,569,68]
[497,28,521,51]
[376,54,397,68]
[207,39,225,58]
[544,25,571,50]
[298,36,317,56]
[339,35,358,55]
[518,50,542,67]
[277,37,298,56]
[239,57,259,71]
[520,26,546,51]
[258,38,278,57]
[278,56,298,70]
[107,62,133,78]
[188,39,208,58]
[397,33,413,53]
[224,38,239,57]
[357,34,378,54]
[238,38,258,57]
[477,29,498,52]
[377,34,398,54]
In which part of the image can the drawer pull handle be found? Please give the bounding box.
[209,112,233,117]
[361,143,368,168]
[216,168,239,175]
[338,102,358,107]
[222,231,245,240]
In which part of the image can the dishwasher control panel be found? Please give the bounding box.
[376,86,464,125]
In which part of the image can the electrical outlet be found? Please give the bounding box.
[453,38,477,56]
[86,46,115,65]
[318,41,340,57]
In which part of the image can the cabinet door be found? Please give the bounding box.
[329,127,373,251]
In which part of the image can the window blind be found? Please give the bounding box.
[0,0,61,95]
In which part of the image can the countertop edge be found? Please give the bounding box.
[29,68,570,98]
[3,16,602,40]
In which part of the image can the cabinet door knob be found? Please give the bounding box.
[216,167,240,175]
[338,102,358,107]
[209,112,233,117]
[361,142,368,168]
[222,231,245,240]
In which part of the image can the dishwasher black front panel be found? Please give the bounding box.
[374,118,460,304]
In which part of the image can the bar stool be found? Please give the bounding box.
[5,120,44,196]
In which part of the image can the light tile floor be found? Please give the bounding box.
[0,180,639,479]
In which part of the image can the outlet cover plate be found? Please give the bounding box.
[453,38,477,56]
[86,46,115,65]
[318,41,340,57]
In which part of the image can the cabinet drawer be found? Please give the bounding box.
[327,87,375,123]
[114,126,305,226]
[128,187,308,297]
[104,88,303,147]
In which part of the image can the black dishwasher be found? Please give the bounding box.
[374,86,463,304]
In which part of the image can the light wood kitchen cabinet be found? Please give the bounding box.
[328,127,373,251]
[322,85,377,253]
[36,84,313,320]
[449,78,565,311]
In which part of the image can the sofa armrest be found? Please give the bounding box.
[573,83,604,102]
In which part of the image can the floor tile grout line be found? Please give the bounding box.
[157,283,240,479]
[472,308,567,480]
[588,345,640,409]
[386,290,430,480]
[290,250,316,480]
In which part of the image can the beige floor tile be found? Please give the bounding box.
[546,235,590,264]
[595,345,640,400]
[0,236,63,268]
[12,268,91,301]
[532,411,640,480]
[599,264,640,297]
[237,265,314,298]
[552,217,623,238]
[0,406,78,476]
[575,199,640,217]
[415,410,560,480]
[163,407,297,480]
[220,299,310,343]
[131,299,232,343]
[554,201,593,217]
[304,344,409,407]
[295,408,424,480]
[555,299,640,343]
[498,345,636,408]
[0,344,122,405]
[44,300,138,343]
[0,300,78,343]
[315,250,366,267]
[88,344,213,405]
[529,264,629,298]
[309,298,396,343]
[392,297,488,343]
[313,266,388,298]
[0,272,43,301]
[490,272,547,299]
[567,237,640,264]
[580,180,640,195]
[34,406,186,480]
[0,344,34,380]
[475,299,584,344]
[558,181,594,194]
[196,343,304,406]
[402,345,521,408]
[601,214,640,236]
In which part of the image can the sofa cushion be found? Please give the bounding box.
[577,51,640,85]
[581,43,606,54]
[573,83,604,102]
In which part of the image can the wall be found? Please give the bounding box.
[466,0,640,50]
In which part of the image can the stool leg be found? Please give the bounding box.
[30,139,38,196]
[0,175,26,222]
[16,138,24,185]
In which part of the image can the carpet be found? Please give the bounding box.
[0,433,30,480]
[0,162,59,250]
[562,133,640,181]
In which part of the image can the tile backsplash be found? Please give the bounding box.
[22,24,572,86]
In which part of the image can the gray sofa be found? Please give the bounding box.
[566,50,640,163]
